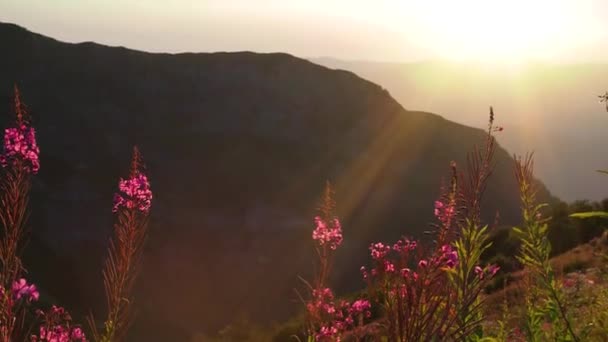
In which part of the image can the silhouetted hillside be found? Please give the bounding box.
[0,23,555,340]
[313,57,608,202]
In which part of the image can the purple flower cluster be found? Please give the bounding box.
[0,124,40,174]
[307,287,336,317]
[31,306,87,342]
[307,288,372,341]
[369,242,392,260]
[32,326,86,342]
[112,173,152,213]
[434,200,455,227]
[438,244,459,268]
[12,278,39,302]
[315,325,339,341]
[363,239,423,279]
[362,240,462,296]
[312,216,343,250]
[350,299,372,315]
[392,239,418,253]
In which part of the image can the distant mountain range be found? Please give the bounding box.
[0,23,553,340]
[312,57,608,202]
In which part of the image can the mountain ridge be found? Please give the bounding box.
[312,57,608,201]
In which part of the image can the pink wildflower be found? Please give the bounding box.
[370,242,391,260]
[350,299,371,314]
[434,200,444,217]
[71,327,86,341]
[32,306,88,341]
[112,172,153,213]
[316,325,338,341]
[12,278,39,302]
[308,287,336,316]
[312,216,343,250]
[439,244,458,268]
[0,124,40,174]
[393,238,417,252]
[434,199,455,227]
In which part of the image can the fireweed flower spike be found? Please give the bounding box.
[0,87,45,342]
[112,150,152,213]
[90,146,152,342]
[446,108,502,339]
[310,182,341,291]
[434,161,458,246]
[312,216,343,251]
[0,86,40,175]
[0,86,40,286]
[0,125,40,174]
[304,182,371,341]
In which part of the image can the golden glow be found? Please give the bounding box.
[2,0,607,63]
[391,0,595,64]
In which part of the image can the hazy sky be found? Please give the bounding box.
[2,0,608,63]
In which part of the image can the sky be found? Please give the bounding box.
[2,0,608,63]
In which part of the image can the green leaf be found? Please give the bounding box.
[570,211,608,219]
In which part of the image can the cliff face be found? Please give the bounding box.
[0,22,554,340]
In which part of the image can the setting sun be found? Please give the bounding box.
[397,0,596,63]
[404,0,565,63]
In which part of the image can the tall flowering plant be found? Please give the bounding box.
[0,85,40,289]
[89,146,152,342]
[362,160,498,341]
[449,107,502,340]
[31,305,87,342]
[513,154,579,341]
[361,108,500,341]
[0,87,86,341]
[1,277,86,342]
[303,182,371,341]
[0,86,40,341]
[311,182,342,291]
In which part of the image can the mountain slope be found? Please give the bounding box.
[0,23,554,340]
[312,57,608,202]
